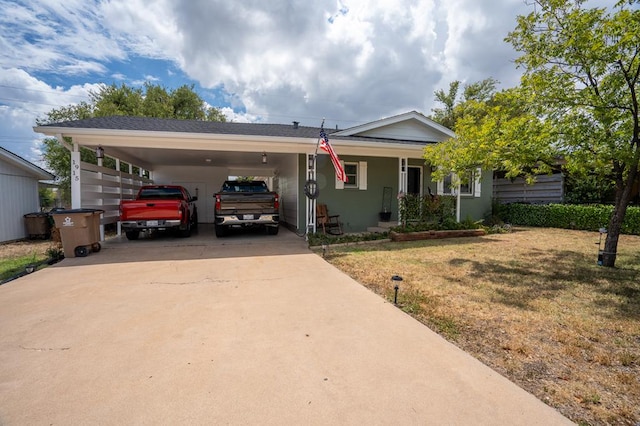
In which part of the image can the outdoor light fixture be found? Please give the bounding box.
[308,154,315,169]
[262,152,268,164]
[391,275,403,304]
[96,146,104,159]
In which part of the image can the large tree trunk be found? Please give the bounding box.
[602,205,625,267]
[602,167,637,268]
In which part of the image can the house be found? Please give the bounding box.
[33,111,492,235]
[0,147,55,243]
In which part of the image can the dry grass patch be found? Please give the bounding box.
[322,227,640,425]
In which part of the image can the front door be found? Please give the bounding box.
[407,166,422,196]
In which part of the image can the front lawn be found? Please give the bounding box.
[321,227,640,425]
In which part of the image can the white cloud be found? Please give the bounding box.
[0,67,99,162]
[5,0,621,161]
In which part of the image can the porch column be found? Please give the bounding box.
[398,157,407,224]
[305,153,316,237]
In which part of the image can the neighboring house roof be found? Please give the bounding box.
[0,147,55,180]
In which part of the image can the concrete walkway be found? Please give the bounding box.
[0,228,572,425]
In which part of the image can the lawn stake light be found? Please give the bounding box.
[597,228,607,266]
[391,275,403,304]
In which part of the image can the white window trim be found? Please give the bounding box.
[336,160,367,190]
[437,170,481,197]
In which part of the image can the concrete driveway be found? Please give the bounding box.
[0,227,571,425]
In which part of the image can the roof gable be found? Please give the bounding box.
[333,111,455,142]
[0,147,55,180]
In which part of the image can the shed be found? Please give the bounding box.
[0,147,55,243]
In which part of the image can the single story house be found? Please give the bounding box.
[34,111,492,235]
[0,147,55,243]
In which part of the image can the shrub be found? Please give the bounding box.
[497,203,640,235]
[398,194,457,228]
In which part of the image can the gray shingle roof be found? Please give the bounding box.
[40,116,324,138]
[39,116,433,145]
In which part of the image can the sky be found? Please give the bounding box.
[0,0,612,167]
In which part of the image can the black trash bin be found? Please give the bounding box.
[51,209,103,258]
[24,212,51,240]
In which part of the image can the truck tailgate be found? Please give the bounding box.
[217,193,277,213]
[121,200,183,220]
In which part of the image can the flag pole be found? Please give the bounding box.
[314,118,325,158]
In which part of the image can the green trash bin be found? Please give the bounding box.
[23,212,51,240]
[51,209,104,258]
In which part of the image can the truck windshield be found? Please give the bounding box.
[139,188,184,200]
[222,182,269,193]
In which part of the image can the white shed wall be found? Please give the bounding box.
[0,160,42,242]
[153,165,229,223]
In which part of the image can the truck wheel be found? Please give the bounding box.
[125,231,140,240]
[74,246,89,257]
[215,224,227,237]
[267,226,279,235]
[92,243,101,252]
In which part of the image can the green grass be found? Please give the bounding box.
[0,254,47,281]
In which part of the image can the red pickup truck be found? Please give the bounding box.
[119,185,198,240]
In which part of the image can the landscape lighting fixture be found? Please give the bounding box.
[262,152,268,164]
[96,146,104,159]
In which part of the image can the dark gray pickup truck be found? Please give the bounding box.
[213,180,280,237]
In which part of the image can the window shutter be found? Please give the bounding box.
[474,168,482,197]
[359,161,367,190]
[335,161,345,190]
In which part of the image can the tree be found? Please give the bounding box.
[425,0,640,267]
[430,79,498,129]
[38,83,227,206]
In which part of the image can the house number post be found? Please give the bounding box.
[71,150,82,209]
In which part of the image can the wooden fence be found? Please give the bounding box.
[493,173,564,204]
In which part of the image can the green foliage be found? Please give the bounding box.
[307,231,389,247]
[565,174,616,204]
[426,0,640,266]
[398,194,456,228]
[38,83,227,203]
[38,187,56,209]
[429,78,498,131]
[498,203,640,235]
[394,194,483,233]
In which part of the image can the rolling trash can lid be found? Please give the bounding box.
[51,208,104,214]
[24,212,49,218]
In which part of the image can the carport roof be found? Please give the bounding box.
[36,116,435,145]
[40,116,323,138]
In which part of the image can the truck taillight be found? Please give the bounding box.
[274,195,279,210]
[215,194,221,211]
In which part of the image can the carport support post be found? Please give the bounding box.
[306,153,316,237]
[398,158,407,225]
[70,147,82,209]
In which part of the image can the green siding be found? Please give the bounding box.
[297,154,493,232]
[459,169,493,221]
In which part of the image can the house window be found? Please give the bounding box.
[336,161,368,190]
[441,171,473,195]
[344,162,358,188]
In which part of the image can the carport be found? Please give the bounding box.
[34,117,322,238]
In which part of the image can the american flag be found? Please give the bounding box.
[319,128,348,182]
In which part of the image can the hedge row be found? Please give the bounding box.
[498,203,640,235]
